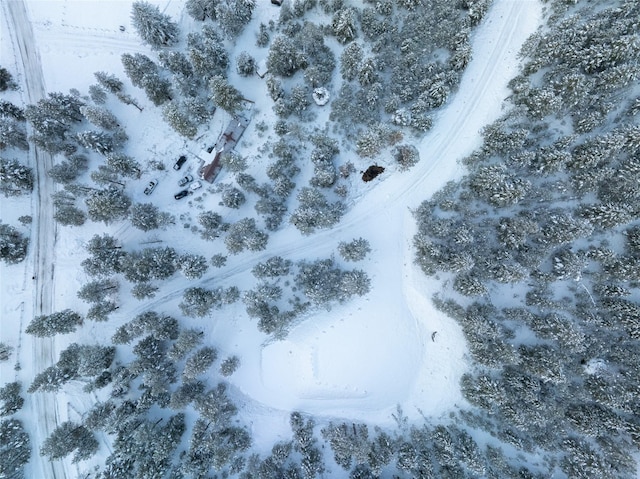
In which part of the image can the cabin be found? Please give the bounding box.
[199,116,250,183]
[199,149,224,183]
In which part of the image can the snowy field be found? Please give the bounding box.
[1,0,543,475]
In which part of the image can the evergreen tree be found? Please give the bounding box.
[77,278,119,304]
[80,105,120,130]
[105,152,141,178]
[88,84,107,104]
[0,158,33,195]
[290,187,345,234]
[0,67,17,91]
[0,382,23,416]
[81,233,125,277]
[121,53,173,106]
[130,1,179,48]
[0,343,13,362]
[220,186,246,209]
[168,328,203,361]
[179,287,223,317]
[252,256,292,278]
[0,419,30,479]
[0,117,29,151]
[338,238,371,262]
[94,71,124,93]
[129,202,163,231]
[236,51,256,76]
[131,282,158,300]
[187,26,229,81]
[267,36,307,77]
[332,7,358,44]
[183,346,218,380]
[162,101,198,138]
[224,218,269,254]
[76,130,117,155]
[220,355,240,376]
[179,253,209,279]
[0,222,28,264]
[216,0,256,39]
[185,0,219,21]
[54,204,87,227]
[26,309,83,337]
[209,75,244,115]
[85,187,131,224]
[40,421,98,463]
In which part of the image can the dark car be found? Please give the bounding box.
[173,155,187,170]
[174,190,189,200]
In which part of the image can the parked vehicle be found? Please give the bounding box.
[173,155,187,170]
[143,179,158,195]
[189,180,202,190]
[174,190,189,200]
[178,174,194,187]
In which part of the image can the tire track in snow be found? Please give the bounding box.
[3,2,67,478]
[35,26,151,56]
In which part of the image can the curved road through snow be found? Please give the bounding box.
[129,0,543,422]
[3,1,67,478]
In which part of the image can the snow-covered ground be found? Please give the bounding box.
[0,0,543,473]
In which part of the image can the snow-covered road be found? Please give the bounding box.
[3,1,68,478]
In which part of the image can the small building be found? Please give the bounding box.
[199,148,224,183]
[199,116,250,183]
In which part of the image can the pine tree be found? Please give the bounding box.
[105,153,141,178]
[94,71,124,93]
[0,222,28,264]
[187,26,229,81]
[179,253,209,279]
[76,130,116,155]
[0,67,17,91]
[0,158,33,195]
[267,36,307,77]
[209,75,244,115]
[77,278,119,304]
[131,282,158,300]
[224,218,268,254]
[26,309,83,337]
[80,105,120,130]
[338,238,371,262]
[129,202,162,231]
[85,187,131,224]
[332,7,358,44]
[131,1,179,48]
[0,382,23,416]
[168,328,203,361]
[216,0,256,39]
[183,346,218,380]
[236,51,256,76]
[40,421,98,463]
[179,287,221,317]
[185,0,219,21]
[220,355,240,376]
[162,101,198,138]
[0,117,29,151]
[0,419,30,478]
